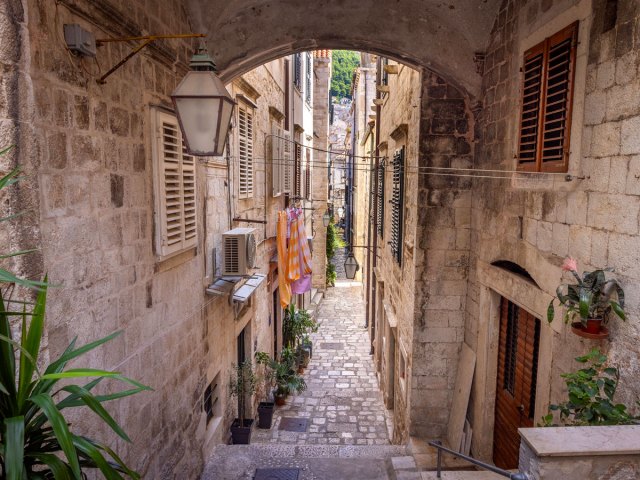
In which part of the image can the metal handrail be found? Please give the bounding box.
[428,440,529,480]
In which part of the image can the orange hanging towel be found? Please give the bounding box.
[277,211,291,308]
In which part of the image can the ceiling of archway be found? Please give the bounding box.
[185,0,504,98]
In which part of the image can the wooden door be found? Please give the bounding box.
[493,298,541,469]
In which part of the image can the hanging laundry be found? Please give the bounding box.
[276,211,291,308]
[290,212,312,294]
[286,210,302,283]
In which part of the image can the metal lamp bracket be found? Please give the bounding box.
[95,33,206,85]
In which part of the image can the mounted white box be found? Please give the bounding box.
[222,228,257,276]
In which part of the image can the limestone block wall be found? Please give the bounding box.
[7,1,285,478]
[465,0,640,460]
[374,61,423,443]
[410,71,475,440]
[312,55,331,290]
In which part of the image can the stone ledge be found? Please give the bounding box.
[519,425,640,457]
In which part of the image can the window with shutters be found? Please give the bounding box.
[282,131,293,193]
[293,53,302,91]
[390,147,405,265]
[376,162,385,238]
[305,53,312,105]
[517,22,578,173]
[152,109,197,259]
[238,102,254,198]
[294,137,302,197]
[271,124,283,197]
[305,149,311,200]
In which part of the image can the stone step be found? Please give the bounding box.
[209,443,407,460]
[420,471,506,479]
[202,444,408,480]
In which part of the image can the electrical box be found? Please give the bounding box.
[63,24,96,57]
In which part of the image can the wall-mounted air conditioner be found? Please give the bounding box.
[222,228,257,276]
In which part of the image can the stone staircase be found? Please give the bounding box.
[201,443,406,480]
[200,442,506,479]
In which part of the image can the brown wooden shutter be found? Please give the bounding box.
[540,22,578,172]
[517,45,544,171]
[517,22,577,173]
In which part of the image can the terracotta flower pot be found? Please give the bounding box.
[274,390,287,406]
[585,318,603,334]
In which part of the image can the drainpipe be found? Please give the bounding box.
[370,57,382,356]
[363,68,370,331]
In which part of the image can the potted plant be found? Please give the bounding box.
[541,348,639,426]
[254,351,275,429]
[228,360,257,444]
[259,348,307,406]
[547,257,625,337]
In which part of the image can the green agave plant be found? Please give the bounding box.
[0,283,151,479]
[0,146,151,479]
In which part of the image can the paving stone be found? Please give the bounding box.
[252,281,390,446]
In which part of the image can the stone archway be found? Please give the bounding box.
[184,0,502,97]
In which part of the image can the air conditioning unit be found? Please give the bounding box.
[222,228,257,276]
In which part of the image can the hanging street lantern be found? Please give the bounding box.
[344,251,360,280]
[322,211,331,227]
[171,43,235,156]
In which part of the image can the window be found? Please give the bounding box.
[381,57,389,87]
[293,53,302,90]
[238,102,254,198]
[282,132,293,193]
[304,149,311,200]
[271,123,283,197]
[517,22,578,173]
[305,53,312,104]
[152,109,197,258]
[390,147,405,264]
[294,137,302,197]
[203,373,221,424]
[376,162,385,238]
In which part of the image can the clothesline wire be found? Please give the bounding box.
[200,156,571,181]
[263,135,571,176]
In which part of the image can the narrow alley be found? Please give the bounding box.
[252,281,391,446]
[202,280,411,480]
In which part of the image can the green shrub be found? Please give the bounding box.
[541,348,639,427]
[326,263,336,287]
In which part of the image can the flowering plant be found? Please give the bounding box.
[547,257,626,325]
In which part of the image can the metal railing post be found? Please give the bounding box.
[427,440,530,480]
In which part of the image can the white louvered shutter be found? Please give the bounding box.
[155,110,198,258]
[282,131,293,193]
[272,124,283,196]
[238,104,254,198]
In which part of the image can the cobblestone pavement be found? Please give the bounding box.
[331,244,348,279]
[252,282,391,446]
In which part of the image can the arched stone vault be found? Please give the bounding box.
[184,0,503,98]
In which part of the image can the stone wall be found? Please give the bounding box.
[518,425,640,480]
[466,0,640,460]
[10,1,285,477]
[409,71,475,440]
[312,54,331,290]
[373,61,423,443]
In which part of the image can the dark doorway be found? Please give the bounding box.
[237,327,247,419]
[493,298,541,469]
